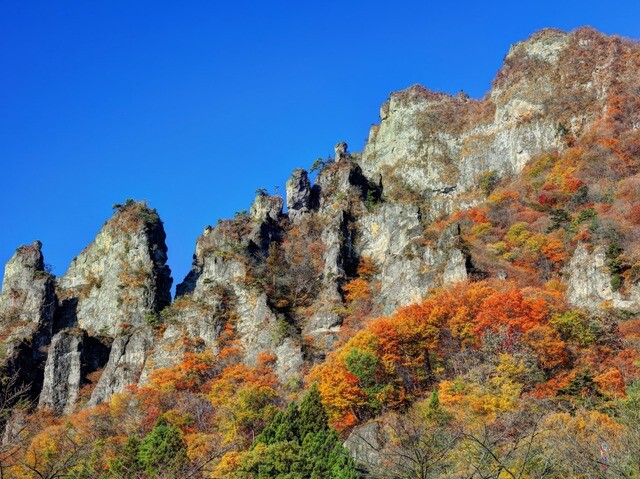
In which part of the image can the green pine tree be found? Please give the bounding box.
[109,435,142,477]
[274,401,301,443]
[424,389,452,425]
[238,385,361,478]
[256,401,300,446]
[298,384,329,438]
[138,416,188,477]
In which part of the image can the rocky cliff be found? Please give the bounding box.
[0,241,55,400]
[0,202,172,414]
[56,201,172,336]
[1,26,639,416]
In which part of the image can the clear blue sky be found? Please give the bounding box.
[2,1,640,293]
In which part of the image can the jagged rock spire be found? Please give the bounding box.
[250,192,283,222]
[0,241,54,325]
[334,141,348,161]
[0,241,56,402]
[286,168,312,221]
[56,201,172,336]
[35,202,173,414]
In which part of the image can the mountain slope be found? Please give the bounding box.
[1,26,640,478]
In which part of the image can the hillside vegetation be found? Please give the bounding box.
[1,27,640,478]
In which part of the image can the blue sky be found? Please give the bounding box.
[2,1,640,292]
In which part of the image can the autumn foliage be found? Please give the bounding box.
[4,26,640,479]
[311,279,637,432]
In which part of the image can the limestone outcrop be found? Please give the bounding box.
[286,168,314,221]
[56,201,172,337]
[158,200,304,383]
[1,27,637,415]
[566,244,640,312]
[361,29,602,220]
[88,328,153,406]
[0,241,56,399]
[34,201,173,412]
[37,329,110,414]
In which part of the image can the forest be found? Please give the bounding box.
[1,26,640,479]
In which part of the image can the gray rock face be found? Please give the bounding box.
[56,202,172,336]
[0,241,55,326]
[234,291,304,380]
[38,331,84,414]
[37,330,109,414]
[435,223,469,284]
[303,286,343,354]
[359,205,467,312]
[0,241,56,399]
[32,203,173,411]
[169,300,223,350]
[334,141,348,162]
[358,204,424,309]
[159,213,305,384]
[344,421,384,470]
[315,160,369,214]
[297,162,366,350]
[362,86,557,219]
[359,205,423,265]
[139,291,228,382]
[250,193,283,223]
[88,328,154,406]
[566,244,640,311]
[286,169,312,221]
[34,203,173,412]
[359,30,600,220]
[290,148,468,349]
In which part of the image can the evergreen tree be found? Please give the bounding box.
[256,401,300,446]
[298,383,329,438]
[109,435,142,477]
[274,401,301,443]
[138,416,188,477]
[300,429,360,479]
[237,384,361,478]
[424,389,452,425]
[558,368,603,403]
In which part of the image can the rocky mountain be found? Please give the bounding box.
[1,201,172,414]
[0,241,55,402]
[1,26,640,478]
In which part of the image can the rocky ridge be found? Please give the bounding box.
[1,27,639,417]
[0,241,55,401]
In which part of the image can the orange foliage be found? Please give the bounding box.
[522,325,567,369]
[530,371,572,399]
[594,368,627,398]
[437,281,493,344]
[312,279,583,431]
[356,256,379,280]
[207,362,281,444]
[467,208,490,224]
[541,237,568,265]
[311,354,368,430]
[343,278,370,303]
[147,352,215,393]
[257,350,277,366]
[474,288,548,337]
[311,297,446,430]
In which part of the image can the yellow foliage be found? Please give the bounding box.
[211,451,243,479]
[439,356,524,419]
